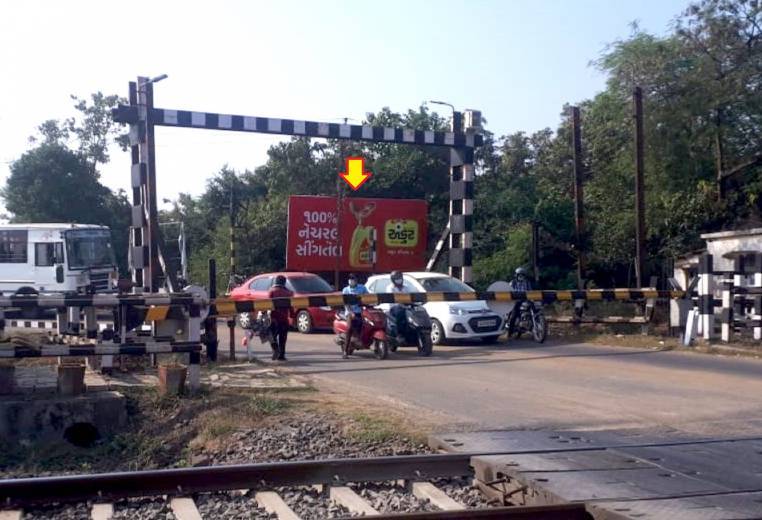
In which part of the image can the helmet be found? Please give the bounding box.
[515,267,528,278]
[273,275,287,287]
[391,270,403,286]
[348,273,357,286]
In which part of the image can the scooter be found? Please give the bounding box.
[333,307,389,359]
[386,304,433,356]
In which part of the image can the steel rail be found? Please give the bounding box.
[0,453,475,507]
[336,504,591,519]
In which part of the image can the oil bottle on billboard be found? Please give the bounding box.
[348,201,377,268]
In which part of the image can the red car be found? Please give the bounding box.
[229,272,337,333]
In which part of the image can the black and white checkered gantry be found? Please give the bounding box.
[147,108,483,148]
[112,76,483,288]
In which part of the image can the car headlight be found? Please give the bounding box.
[448,305,466,316]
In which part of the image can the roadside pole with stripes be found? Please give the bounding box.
[754,254,762,341]
[699,254,716,340]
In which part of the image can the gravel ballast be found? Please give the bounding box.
[278,487,353,519]
[19,502,90,520]
[351,481,438,514]
[433,476,496,508]
[208,415,427,465]
[112,498,176,520]
[195,492,275,519]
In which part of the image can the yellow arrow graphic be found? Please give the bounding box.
[340,157,372,190]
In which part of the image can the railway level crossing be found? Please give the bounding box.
[112,76,483,293]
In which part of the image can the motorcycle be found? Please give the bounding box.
[507,301,548,343]
[386,304,433,356]
[333,307,389,359]
[238,311,274,360]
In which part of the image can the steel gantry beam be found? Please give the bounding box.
[113,77,482,290]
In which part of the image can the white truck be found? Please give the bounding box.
[0,223,117,295]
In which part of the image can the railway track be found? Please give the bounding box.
[0,453,590,519]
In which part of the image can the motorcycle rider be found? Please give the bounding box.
[507,267,532,336]
[386,270,411,342]
[341,273,368,358]
[268,275,294,361]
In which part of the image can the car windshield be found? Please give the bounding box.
[419,276,474,293]
[65,229,115,270]
[287,275,333,293]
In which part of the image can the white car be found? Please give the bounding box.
[366,272,504,345]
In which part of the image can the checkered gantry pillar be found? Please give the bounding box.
[698,253,716,341]
[128,80,148,292]
[449,110,480,284]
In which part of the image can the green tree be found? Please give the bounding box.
[2,143,131,274]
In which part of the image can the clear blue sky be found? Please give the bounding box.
[0,0,688,207]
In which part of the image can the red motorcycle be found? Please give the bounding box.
[333,307,389,359]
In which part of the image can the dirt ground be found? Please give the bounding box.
[0,380,433,478]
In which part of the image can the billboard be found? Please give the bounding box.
[287,195,428,272]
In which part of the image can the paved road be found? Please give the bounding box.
[221,324,762,436]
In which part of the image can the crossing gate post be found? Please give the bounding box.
[733,255,746,339]
[753,253,762,341]
[449,111,478,284]
[205,259,218,362]
[570,106,585,290]
[720,272,733,343]
[139,77,161,293]
[128,80,147,292]
[699,254,716,341]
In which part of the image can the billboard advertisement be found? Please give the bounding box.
[287,195,428,272]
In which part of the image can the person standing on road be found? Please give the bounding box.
[268,275,294,361]
[341,273,368,358]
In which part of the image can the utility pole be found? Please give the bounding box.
[571,106,585,290]
[229,179,236,287]
[633,87,646,288]
[334,122,345,289]
[531,220,540,285]
[227,178,236,361]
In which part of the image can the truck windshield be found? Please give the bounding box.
[65,229,115,270]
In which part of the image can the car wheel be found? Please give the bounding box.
[481,335,501,344]
[295,310,313,334]
[431,319,447,345]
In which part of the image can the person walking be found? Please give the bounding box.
[268,275,293,361]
